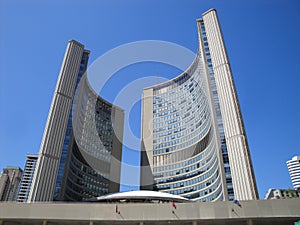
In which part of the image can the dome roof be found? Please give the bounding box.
[90,190,192,203]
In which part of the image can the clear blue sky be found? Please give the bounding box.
[0,0,299,199]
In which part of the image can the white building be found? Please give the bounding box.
[17,154,38,202]
[287,156,300,190]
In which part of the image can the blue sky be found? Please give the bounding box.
[0,0,299,199]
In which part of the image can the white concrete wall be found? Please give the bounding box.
[202,9,258,200]
[0,199,299,224]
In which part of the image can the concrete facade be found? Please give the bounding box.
[202,9,258,201]
[0,167,23,202]
[0,199,299,225]
[28,40,86,202]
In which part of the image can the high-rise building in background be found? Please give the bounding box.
[17,154,38,202]
[0,166,23,201]
[264,188,300,199]
[28,40,124,202]
[287,156,300,190]
[140,9,258,202]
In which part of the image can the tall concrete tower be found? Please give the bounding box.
[29,40,124,202]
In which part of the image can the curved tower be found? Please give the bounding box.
[140,9,258,201]
[29,40,124,202]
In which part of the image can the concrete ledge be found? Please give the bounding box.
[0,199,299,224]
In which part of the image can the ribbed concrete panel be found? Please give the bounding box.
[56,43,83,97]
[28,41,84,202]
[202,9,258,200]
[213,65,241,137]
[141,88,154,167]
[39,96,71,157]
[140,88,154,189]
[110,106,125,193]
[226,136,252,200]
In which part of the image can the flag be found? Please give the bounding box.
[172,201,177,209]
[233,199,242,207]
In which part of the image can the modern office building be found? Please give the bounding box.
[16,154,38,202]
[287,156,300,190]
[0,166,23,201]
[140,9,258,202]
[28,40,124,202]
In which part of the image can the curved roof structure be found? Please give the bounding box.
[89,190,192,203]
